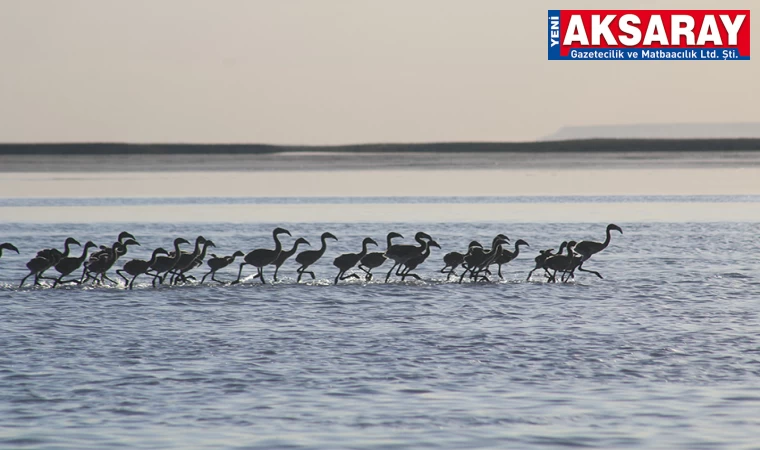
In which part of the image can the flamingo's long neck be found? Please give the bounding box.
[115,243,129,260]
[512,242,521,257]
[569,245,582,264]
[62,241,74,258]
[316,236,329,257]
[172,242,183,264]
[488,239,501,255]
[420,241,431,259]
[76,245,91,263]
[191,239,203,257]
[292,241,307,254]
[359,241,371,259]
[199,242,212,260]
[385,234,396,251]
[272,232,284,255]
[148,250,164,266]
[601,228,613,250]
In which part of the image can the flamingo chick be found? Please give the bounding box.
[271,237,310,282]
[52,241,98,287]
[333,237,378,285]
[201,251,245,285]
[359,232,403,281]
[492,239,530,280]
[294,232,338,283]
[117,247,169,289]
[441,240,481,281]
[400,240,441,281]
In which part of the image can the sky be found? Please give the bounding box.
[0,0,757,144]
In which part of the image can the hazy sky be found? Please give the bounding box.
[0,0,757,144]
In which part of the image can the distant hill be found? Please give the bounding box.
[544,123,760,141]
[3,139,760,154]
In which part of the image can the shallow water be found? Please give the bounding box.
[4,195,760,224]
[1,196,760,449]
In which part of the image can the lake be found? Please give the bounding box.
[1,153,759,449]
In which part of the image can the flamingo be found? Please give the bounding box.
[333,237,378,285]
[271,237,310,282]
[52,241,98,287]
[149,238,191,286]
[359,232,403,281]
[384,232,432,282]
[20,237,80,288]
[201,251,245,285]
[400,240,441,281]
[571,224,623,279]
[492,239,530,279]
[294,232,338,283]
[441,241,481,281]
[234,227,292,285]
[117,247,170,289]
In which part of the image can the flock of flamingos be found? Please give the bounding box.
[0,224,623,289]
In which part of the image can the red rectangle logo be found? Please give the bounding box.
[548,10,750,60]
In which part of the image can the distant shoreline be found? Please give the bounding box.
[4,139,760,174]
[2,138,760,155]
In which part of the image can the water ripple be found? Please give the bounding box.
[0,221,760,448]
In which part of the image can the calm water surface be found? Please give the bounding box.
[1,196,759,449]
